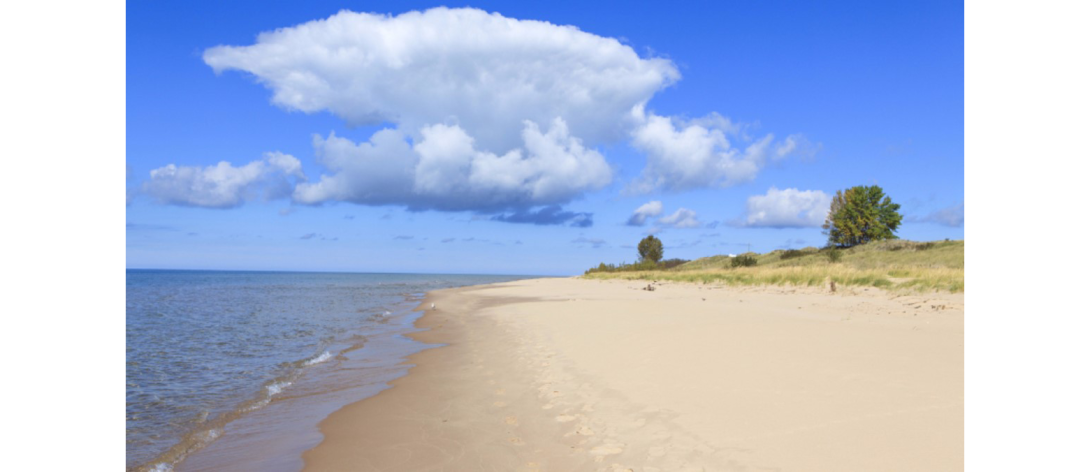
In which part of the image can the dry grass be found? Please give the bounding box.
[583,240,964,293]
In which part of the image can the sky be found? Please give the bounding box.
[126,0,964,275]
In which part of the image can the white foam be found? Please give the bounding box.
[149,463,173,472]
[266,380,292,396]
[304,351,332,366]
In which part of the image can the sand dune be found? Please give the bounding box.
[304,277,963,471]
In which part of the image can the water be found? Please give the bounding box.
[126,270,534,471]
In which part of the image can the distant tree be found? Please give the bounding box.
[822,185,903,248]
[637,235,664,263]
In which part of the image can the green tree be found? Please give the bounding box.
[822,185,903,248]
[637,235,664,263]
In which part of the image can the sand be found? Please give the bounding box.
[303,277,963,471]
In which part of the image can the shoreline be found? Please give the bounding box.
[303,277,963,471]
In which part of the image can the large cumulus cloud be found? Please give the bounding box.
[200,7,684,214]
[143,7,812,219]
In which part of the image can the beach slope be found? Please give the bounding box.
[304,277,963,471]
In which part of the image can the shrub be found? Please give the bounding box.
[780,249,806,260]
[825,249,843,263]
[731,255,757,268]
[659,258,690,270]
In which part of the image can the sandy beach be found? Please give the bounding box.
[303,277,963,471]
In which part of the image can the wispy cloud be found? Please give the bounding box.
[571,237,607,248]
[491,205,593,227]
[910,202,964,227]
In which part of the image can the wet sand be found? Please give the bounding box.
[303,277,963,471]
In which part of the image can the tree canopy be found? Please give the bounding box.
[637,235,664,262]
[822,185,903,248]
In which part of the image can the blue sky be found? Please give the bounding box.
[126,1,964,275]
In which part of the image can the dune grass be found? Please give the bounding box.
[583,240,964,293]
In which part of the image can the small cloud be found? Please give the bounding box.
[491,205,594,227]
[700,232,721,238]
[514,240,523,245]
[344,214,355,220]
[571,237,607,248]
[394,235,414,240]
[187,232,198,237]
[300,233,318,240]
[626,200,663,226]
[657,208,703,229]
[380,213,393,220]
[441,237,455,243]
[279,207,296,216]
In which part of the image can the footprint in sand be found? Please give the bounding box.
[495,388,506,396]
[541,403,555,410]
[555,414,577,423]
[576,425,595,436]
[508,437,525,445]
[505,416,519,425]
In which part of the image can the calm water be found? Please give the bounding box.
[126,270,534,471]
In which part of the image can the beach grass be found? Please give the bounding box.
[583,240,964,293]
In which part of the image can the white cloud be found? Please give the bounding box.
[181,7,814,214]
[293,118,610,211]
[741,187,832,228]
[626,200,663,226]
[203,7,680,211]
[628,107,806,193]
[142,152,304,208]
[657,207,703,229]
[204,7,678,153]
